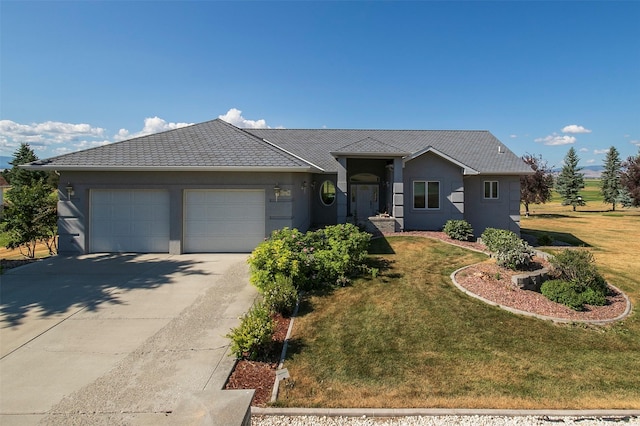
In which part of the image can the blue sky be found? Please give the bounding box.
[1,1,639,169]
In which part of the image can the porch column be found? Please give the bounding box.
[336,157,348,224]
[392,157,404,231]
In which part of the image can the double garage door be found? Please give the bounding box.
[90,189,265,253]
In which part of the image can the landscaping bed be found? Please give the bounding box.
[454,258,629,322]
[224,313,291,406]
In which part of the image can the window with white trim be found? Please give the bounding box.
[484,181,499,199]
[414,181,440,209]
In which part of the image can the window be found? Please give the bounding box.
[320,180,336,206]
[414,181,440,209]
[484,181,499,199]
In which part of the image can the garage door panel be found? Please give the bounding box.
[184,190,265,253]
[90,190,169,253]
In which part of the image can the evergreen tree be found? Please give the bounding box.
[600,146,622,211]
[520,153,554,216]
[555,147,585,211]
[1,143,58,257]
[621,148,640,207]
[2,143,47,187]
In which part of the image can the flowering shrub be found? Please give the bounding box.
[263,274,298,316]
[248,224,371,291]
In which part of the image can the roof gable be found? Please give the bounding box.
[29,119,318,171]
[331,137,409,157]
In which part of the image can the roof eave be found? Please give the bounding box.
[21,164,319,173]
[330,152,410,158]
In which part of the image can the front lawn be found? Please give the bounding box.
[278,236,640,409]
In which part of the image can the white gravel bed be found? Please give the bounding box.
[253,415,640,426]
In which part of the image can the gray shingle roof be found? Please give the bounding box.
[29,118,531,175]
[248,128,532,174]
[30,119,314,171]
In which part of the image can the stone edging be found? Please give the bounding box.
[450,264,633,325]
[252,407,640,418]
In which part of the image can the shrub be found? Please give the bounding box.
[226,303,275,359]
[480,228,534,270]
[443,219,474,241]
[541,279,585,311]
[541,249,609,310]
[550,249,607,295]
[248,224,371,292]
[480,228,515,253]
[263,274,298,316]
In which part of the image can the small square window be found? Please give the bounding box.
[484,181,499,199]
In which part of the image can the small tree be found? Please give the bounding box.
[600,146,622,211]
[2,181,58,258]
[555,147,585,211]
[520,153,554,216]
[621,148,640,207]
[1,143,58,258]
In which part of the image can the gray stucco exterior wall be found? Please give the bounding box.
[402,152,465,231]
[57,170,313,255]
[463,175,522,236]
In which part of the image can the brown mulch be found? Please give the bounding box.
[224,313,291,406]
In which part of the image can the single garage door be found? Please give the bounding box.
[184,189,265,253]
[90,190,170,253]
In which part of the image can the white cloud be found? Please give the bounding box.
[594,148,609,155]
[113,116,192,141]
[0,119,105,147]
[631,139,640,146]
[509,134,517,138]
[586,159,596,164]
[562,124,592,134]
[534,133,577,146]
[579,148,589,152]
[218,108,270,129]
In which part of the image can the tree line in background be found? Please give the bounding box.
[1,143,59,258]
[521,146,640,213]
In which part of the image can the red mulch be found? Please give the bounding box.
[224,313,291,406]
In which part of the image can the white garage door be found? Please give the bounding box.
[90,190,170,253]
[184,189,265,253]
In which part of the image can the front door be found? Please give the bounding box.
[352,184,379,220]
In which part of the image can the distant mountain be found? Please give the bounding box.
[553,165,603,178]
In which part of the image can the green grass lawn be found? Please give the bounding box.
[278,235,640,409]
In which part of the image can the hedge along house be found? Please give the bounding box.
[26,118,532,255]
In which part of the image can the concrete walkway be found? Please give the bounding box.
[0,253,258,425]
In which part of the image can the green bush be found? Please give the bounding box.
[248,224,371,291]
[480,228,516,253]
[540,279,585,311]
[550,249,607,295]
[263,274,298,317]
[480,228,534,270]
[226,303,275,359]
[541,249,609,310]
[443,220,474,241]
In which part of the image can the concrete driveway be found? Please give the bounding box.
[0,253,259,425]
